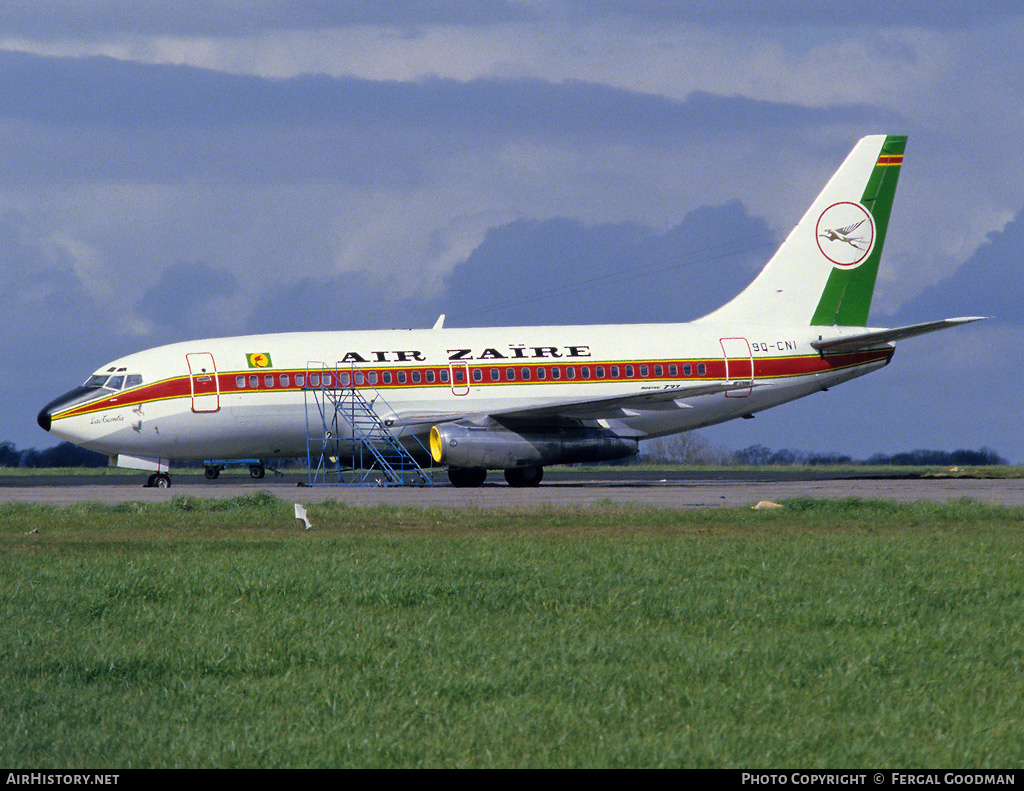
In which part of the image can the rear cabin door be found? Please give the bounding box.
[186,352,220,412]
[719,337,754,398]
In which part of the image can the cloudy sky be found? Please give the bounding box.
[2,2,1022,461]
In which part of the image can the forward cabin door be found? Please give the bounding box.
[186,352,220,412]
[720,337,753,398]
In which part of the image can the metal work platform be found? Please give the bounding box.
[303,362,435,486]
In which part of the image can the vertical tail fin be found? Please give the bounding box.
[700,135,906,327]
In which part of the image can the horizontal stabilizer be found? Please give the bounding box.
[811,317,987,352]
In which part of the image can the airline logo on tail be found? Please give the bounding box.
[817,201,875,268]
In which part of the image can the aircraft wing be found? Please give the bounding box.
[388,379,758,435]
[487,379,758,422]
[811,317,987,353]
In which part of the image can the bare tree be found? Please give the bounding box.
[639,432,725,465]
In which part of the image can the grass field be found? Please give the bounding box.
[2,493,1023,768]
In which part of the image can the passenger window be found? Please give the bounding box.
[425,370,435,384]
[340,372,350,386]
[398,371,407,384]
[625,365,633,377]
[697,363,706,376]
[639,365,648,377]
[250,374,259,388]
[323,373,333,388]
[309,373,320,387]
[265,374,274,388]
[280,374,290,388]
[521,368,530,381]
[506,368,515,381]
[473,369,483,382]
[581,367,590,379]
[236,375,246,388]
[440,370,449,383]
[383,371,392,384]
[296,374,305,387]
[566,367,575,379]
[551,367,560,380]
[412,371,422,383]
[490,368,499,382]
[654,365,662,377]
[610,366,618,378]
[683,364,692,376]
[536,368,546,380]
[368,371,377,385]
[669,364,677,377]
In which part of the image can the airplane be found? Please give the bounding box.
[37,135,984,488]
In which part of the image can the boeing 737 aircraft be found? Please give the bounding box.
[38,135,983,487]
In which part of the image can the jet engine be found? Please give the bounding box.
[429,422,638,469]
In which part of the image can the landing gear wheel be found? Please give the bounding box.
[147,473,172,488]
[504,466,544,487]
[250,465,266,479]
[447,467,487,488]
[204,466,220,480]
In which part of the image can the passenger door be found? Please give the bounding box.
[186,352,220,412]
[719,337,753,398]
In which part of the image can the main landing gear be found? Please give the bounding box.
[446,466,545,488]
[146,473,172,488]
[504,466,544,487]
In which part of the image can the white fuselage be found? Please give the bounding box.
[42,320,893,464]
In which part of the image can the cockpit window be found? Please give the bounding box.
[83,372,143,390]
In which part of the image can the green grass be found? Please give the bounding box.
[2,495,1023,768]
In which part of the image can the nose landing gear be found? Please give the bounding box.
[146,473,172,488]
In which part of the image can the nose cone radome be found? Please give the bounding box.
[38,385,103,437]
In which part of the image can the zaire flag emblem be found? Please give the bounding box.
[247,352,272,368]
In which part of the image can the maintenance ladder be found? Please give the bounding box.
[303,362,435,486]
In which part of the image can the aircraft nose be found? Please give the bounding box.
[38,385,101,436]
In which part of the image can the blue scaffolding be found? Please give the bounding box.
[303,362,435,486]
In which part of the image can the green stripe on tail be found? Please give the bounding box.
[810,135,907,326]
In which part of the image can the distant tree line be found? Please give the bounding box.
[0,441,108,468]
[0,437,1011,469]
[689,443,1007,467]
[638,435,1009,467]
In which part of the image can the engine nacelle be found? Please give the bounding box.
[429,423,638,469]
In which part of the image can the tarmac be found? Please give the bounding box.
[2,469,1022,508]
